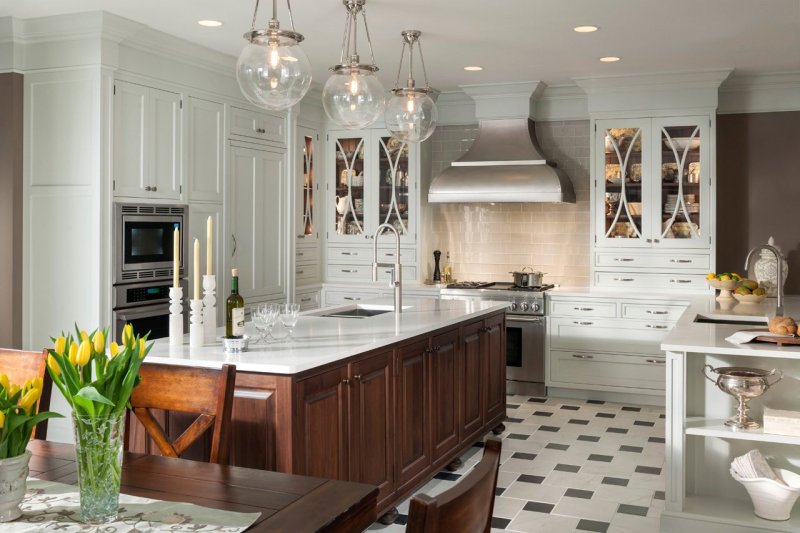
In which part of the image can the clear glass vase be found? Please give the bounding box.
[72,412,125,524]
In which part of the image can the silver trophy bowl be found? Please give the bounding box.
[703,365,783,430]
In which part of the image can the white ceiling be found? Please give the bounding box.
[2,0,799,91]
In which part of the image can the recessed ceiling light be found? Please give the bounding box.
[463,66,484,72]
[600,56,621,62]
[573,25,598,33]
[197,20,223,27]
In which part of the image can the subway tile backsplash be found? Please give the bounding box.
[426,121,591,287]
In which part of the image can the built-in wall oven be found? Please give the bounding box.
[113,203,188,341]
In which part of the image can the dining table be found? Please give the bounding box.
[26,440,378,532]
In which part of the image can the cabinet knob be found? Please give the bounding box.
[144,186,152,191]
[342,378,351,385]
[151,186,158,192]
[353,374,362,381]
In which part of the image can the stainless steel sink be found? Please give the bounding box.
[694,314,768,326]
[321,308,393,319]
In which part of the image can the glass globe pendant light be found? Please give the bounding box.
[385,30,438,143]
[236,0,312,111]
[322,0,386,129]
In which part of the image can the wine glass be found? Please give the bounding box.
[279,303,300,339]
[251,304,269,343]
[263,303,282,342]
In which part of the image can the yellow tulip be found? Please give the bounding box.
[122,324,133,346]
[0,373,8,393]
[0,410,4,428]
[80,330,89,342]
[47,354,61,376]
[138,338,146,358]
[54,336,66,356]
[110,341,120,358]
[68,342,79,365]
[8,384,19,397]
[93,330,105,354]
[22,379,32,392]
[32,377,43,392]
[19,387,40,412]
[77,339,92,366]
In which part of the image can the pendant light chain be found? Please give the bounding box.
[286,0,297,32]
[361,8,378,66]
[393,43,406,91]
[417,39,430,89]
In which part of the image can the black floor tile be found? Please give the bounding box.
[607,427,629,434]
[554,463,581,473]
[596,412,616,418]
[495,487,506,496]
[634,420,656,427]
[569,419,590,425]
[564,488,594,499]
[654,490,665,500]
[635,466,662,475]
[619,445,644,453]
[576,518,610,532]
[533,411,553,417]
[517,474,545,484]
[433,472,461,481]
[512,452,537,460]
[528,397,547,403]
[578,435,600,442]
[539,425,560,432]
[472,441,485,448]
[586,400,606,405]
[507,433,529,440]
[602,476,629,486]
[588,454,613,463]
[523,501,554,514]
[561,405,580,410]
[546,443,570,451]
[506,417,524,423]
[617,503,649,516]
[491,517,511,529]
[506,403,520,409]
[649,437,666,443]
[621,406,641,412]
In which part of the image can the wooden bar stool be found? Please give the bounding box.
[125,363,236,465]
[406,438,502,533]
[0,348,52,439]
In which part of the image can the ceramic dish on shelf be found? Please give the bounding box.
[733,293,768,304]
[605,164,621,184]
[664,137,701,151]
[628,202,642,216]
[731,468,800,521]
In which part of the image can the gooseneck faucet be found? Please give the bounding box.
[744,244,785,316]
[372,224,402,313]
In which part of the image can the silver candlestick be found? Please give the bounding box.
[202,275,217,344]
[189,299,204,348]
[169,287,184,345]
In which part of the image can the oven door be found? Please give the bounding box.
[117,214,184,280]
[113,303,174,342]
[506,315,545,384]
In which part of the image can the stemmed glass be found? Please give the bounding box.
[263,303,280,342]
[251,304,269,343]
[279,303,300,339]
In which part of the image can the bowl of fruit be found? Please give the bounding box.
[733,279,768,304]
[706,272,742,300]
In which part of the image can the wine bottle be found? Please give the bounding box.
[443,251,454,284]
[226,268,245,338]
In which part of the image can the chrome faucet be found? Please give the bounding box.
[372,224,402,313]
[744,244,785,316]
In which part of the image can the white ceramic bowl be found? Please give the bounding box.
[734,292,768,304]
[731,468,800,521]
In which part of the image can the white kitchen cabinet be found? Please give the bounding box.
[323,287,383,306]
[188,202,224,325]
[113,80,181,200]
[229,105,285,145]
[294,125,322,289]
[296,288,321,311]
[229,142,287,302]
[186,97,224,202]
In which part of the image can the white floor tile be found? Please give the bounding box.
[507,511,580,533]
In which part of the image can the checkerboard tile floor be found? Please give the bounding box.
[368,394,665,533]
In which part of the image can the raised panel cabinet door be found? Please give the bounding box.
[348,350,394,504]
[113,81,148,198]
[149,87,182,199]
[187,97,224,202]
[395,338,430,490]
[429,328,460,462]
[294,365,349,480]
[483,314,507,423]
[460,320,484,443]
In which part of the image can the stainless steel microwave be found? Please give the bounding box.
[114,203,188,284]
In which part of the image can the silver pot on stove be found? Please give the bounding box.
[509,267,546,287]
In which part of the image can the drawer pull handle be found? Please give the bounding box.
[646,324,669,330]
[646,359,666,364]
[341,252,357,256]
[342,377,351,385]
[573,321,594,326]
[343,297,361,301]
[297,234,305,239]
[300,297,312,302]
[614,278,635,282]
[614,258,634,262]
[572,354,594,359]
[574,307,594,311]
[385,252,395,257]
[297,252,304,256]
[647,310,669,315]
[646,238,652,243]
[341,269,357,273]
[296,270,304,275]
[670,279,692,284]
[671,259,692,263]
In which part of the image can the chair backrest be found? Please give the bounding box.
[126,363,236,465]
[406,438,502,533]
[0,348,52,439]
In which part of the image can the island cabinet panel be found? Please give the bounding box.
[294,365,349,480]
[459,320,485,444]
[429,328,460,463]
[348,350,395,506]
[395,338,431,492]
[484,313,507,423]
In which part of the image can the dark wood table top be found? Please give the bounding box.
[27,440,378,532]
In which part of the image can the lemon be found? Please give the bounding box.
[719,274,731,281]
[706,273,716,280]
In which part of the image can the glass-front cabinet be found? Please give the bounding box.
[297,127,318,242]
[595,116,710,249]
[329,129,416,243]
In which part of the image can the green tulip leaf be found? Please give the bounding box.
[76,386,114,406]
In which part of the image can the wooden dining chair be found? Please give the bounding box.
[126,363,236,465]
[0,348,52,439]
[406,438,502,533]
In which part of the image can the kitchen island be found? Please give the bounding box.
[661,295,800,532]
[144,298,508,521]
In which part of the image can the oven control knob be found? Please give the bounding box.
[532,302,541,312]
[520,302,530,312]
[510,302,518,311]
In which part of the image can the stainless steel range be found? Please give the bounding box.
[441,281,553,396]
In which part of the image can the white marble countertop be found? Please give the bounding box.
[148,298,506,374]
[661,295,800,358]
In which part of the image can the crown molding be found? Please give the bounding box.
[718,72,800,114]
[573,69,734,91]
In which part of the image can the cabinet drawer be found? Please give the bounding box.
[296,262,320,284]
[328,247,371,264]
[595,252,710,270]
[295,247,319,262]
[377,248,416,264]
[549,316,671,355]
[324,289,381,306]
[376,265,417,282]
[549,300,617,318]
[621,303,687,321]
[296,290,320,311]
[595,272,707,290]
[550,350,666,391]
[230,106,285,144]
[327,264,371,281]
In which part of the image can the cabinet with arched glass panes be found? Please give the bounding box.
[595,116,710,249]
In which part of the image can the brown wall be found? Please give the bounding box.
[717,111,800,294]
[0,72,23,348]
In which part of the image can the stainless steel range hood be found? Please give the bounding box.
[428,82,576,204]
